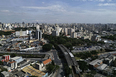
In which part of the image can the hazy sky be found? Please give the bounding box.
[0,0,116,23]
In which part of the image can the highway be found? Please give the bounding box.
[0,51,54,60]
[58,44,81,77]
[52,50,61,65]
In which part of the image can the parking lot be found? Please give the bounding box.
[72,46,102,53]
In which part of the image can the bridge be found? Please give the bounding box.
[58,44,81,77]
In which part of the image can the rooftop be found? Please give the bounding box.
[22,66,46,77]
[43,59,52,65]
[11,56,22,60]
[1,71,9,75]
[3,55,10,57]
[9,61,15,64]
[89,59,102,66]
[5,60,9,62]
[96,64,107,70]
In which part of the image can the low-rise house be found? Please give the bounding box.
[104,66,113,76]
[96,64,107,71]
[35,59,52,71]
[89,59,103,70]
[103,55,116,66]
[43,58,52,66]
[8,61,17,70]
[3,56,24,71]
[1,71,15,77]
[1,71,9,77]
[35,62,45,71]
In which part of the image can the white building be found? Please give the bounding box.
[64,28,68,35]
[52,30,59,36]
[1,71,10,77]
[68,28,75,36]
[35,62,45,71]
[8,61,17,69]
[72,32,77,38]
[3,56,24,70]
[36,25,42,40]
[11,56,23,64]
[15,31,28,37]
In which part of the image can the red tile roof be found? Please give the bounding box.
[9,61,15,64]
[43,59,52,65]
[5,60,9,62]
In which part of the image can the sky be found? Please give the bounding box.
[0,0,116,23]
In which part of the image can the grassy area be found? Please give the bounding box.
[75,57,81,61]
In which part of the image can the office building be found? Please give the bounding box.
[72,32,77,38]
[36,25,42,41]
[1,55,10,62]
[68,28,75,36]
[11,56,23,64]
[52,31,59,36]
[64,28,68,35]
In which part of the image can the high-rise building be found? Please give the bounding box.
[68,28,75,36]
[52,31,59,36]
[72,32,77,38]
[64,28,68,35]
[36,25,42,41]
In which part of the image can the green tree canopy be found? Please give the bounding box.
[0,61,3,65]
[78,61,88,72]
[58,38,66,44]
[42,44,52,51]
[11,53,17,57]
[46,64,55,73]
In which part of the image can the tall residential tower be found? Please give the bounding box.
[36,25,42,41]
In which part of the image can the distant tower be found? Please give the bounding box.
[36,25,42,41]
[55,24,59,32]
[92,25,95,31]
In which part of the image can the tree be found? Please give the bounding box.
[90,70,96,75]
[91,50,98,55]
[113,69,116,76]
[78,61,88,72]
[42,44,52,51]
[11,53,16,57]
[86,73,94,77]
[0,61,3,65]
[64,42,72,49]
[46,64,54,73]
[58,38,66,44]
[113,59,116,67]
[64,65,72,76]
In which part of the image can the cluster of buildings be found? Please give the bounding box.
[14,25,42,41]
[40,24,102,41]
[0,55,24,72]
[0,22,116,43]
[7,39,44,51]
[0,24,48,52]
[0,54,52,77]
[89,54,116,76]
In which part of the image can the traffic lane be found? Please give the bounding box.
[56,65,64,77]
[52,50,61,65]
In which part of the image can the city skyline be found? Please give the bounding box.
[0,0,116,23]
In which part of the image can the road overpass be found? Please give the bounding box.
[58,44,81,77]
